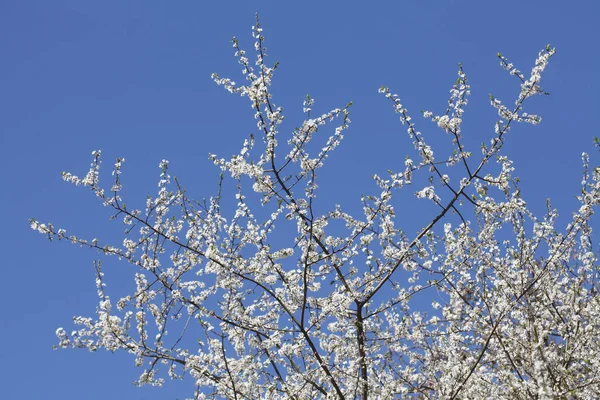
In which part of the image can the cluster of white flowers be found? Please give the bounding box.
[32,17,600,400]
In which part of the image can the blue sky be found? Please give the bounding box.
[1,1,599,398]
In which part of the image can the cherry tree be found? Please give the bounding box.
[31,17,600,400]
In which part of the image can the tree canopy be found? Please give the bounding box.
[32,16,600,400]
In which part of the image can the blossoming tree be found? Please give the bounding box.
[31,17,600,399]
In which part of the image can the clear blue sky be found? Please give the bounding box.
[1,1,599,398]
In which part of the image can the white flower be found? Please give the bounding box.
[437,115,450,129]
